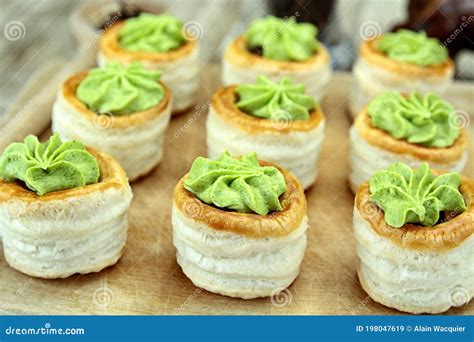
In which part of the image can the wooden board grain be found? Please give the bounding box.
[0,68,473,315]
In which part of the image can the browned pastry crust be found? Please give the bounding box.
[354,110,468,164]
[224,35,330,72]
[0,148,127,203]
[173,161,307,239]
[355,175,474,252]
[99,21,197,64]
[360,38,454,77]
[211,85,324,134]
[61,72,171,129]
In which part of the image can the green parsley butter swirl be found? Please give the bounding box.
[76,62,164,116]
[119,13,185,53]
[235,75,316,121]
[367,91,459,148]
[0,134,99,196]
[369,162,466,228]
[184,151,287,215]
[245,16,318,61]
[376,29,448,67]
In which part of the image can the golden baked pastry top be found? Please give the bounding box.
[0,148,128,203]
[211,85,324,134]
[354,110,467,164]
[99,21,197,63]
[225,35,330,72]
[355,175,474,251]
[173,161,307,239]
[62,72,171,129]
[359,38,454,77]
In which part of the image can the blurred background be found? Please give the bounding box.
[0,0,473,118]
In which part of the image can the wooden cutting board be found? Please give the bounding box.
[0,67,472,315]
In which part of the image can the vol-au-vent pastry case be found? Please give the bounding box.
[354,162,473,314]
[207,76,325,189]
[349,29,454,119]
[52,62,172,181]
[349,91,468,192]
[222,16,332,102]
[98,13,200,113]
[0,134,133,279]
[172,152,308,299]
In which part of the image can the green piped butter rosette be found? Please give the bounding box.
[376,29,448,67]
[183,151,287,215]
[76,62,164,116]
[367,91,460,148]
[235,75,316,121]
[245,16,318,61]
[369,162,466,228]
[119,13,186,53]
[0,134,99,196]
